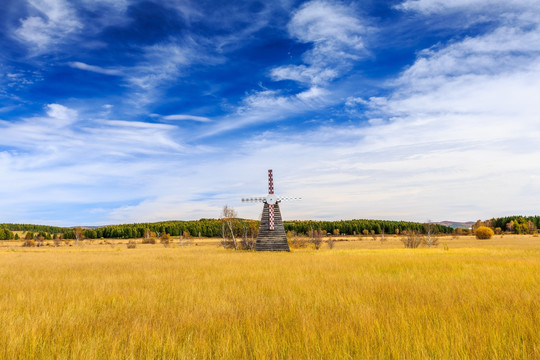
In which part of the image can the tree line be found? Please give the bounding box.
[1,223,69,234]
[481,216,540,234]
[1,218,454,240]
[284,219,453,236]
[3,215,537,241]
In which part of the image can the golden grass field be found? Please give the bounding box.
[1,235,539,359]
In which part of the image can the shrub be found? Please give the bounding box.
[475,226,494,240]
[401,231,423,248]
[309,229,323,250]
[288,236,308,249]
[327,238,335,249]
[22,239,35,247]
[160,233,171,247]
[142,237,156,244]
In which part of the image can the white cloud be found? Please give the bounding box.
[289,0,366,50]
[296,86,329,101]
[345,96,369,107]
[200,0,540,223]
[271,0,368,85]
[14,0,131,53]
[45,103,78,126]
[181,1,292,53]
[325,3,540,220]
[15,0,83,51]
[68,62,122,76]
[125,41,224,106]
[0,104,185,156]
[379,26,540,120]
[398,0,540,16]
[2,69,43,89]
[163,114,211,122]
[271,64,338,85]
[207,0,367,136]
[127,43,193,90]
[397,27,540,87]
[202,86,335,137]
[0,103,189,224]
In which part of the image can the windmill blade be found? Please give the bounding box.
[277,197,302,201]
[241,197,265,202]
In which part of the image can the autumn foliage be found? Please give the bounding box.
[475,226,494,239]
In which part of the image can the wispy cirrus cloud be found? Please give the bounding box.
[14,0,83,52]
[379,0,540,119]
[68,62,122,76]
[201,87,333,137]
[13,0,132,53]
[0,104,183,157]
[0,103,190,223]
[205,0,368,136]
[317,0,540,219]
[163,114,211,122]
[271,0,368,86]
[117,38,225,107]
[397,0,540,16]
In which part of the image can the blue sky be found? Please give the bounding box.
[1,0,539,226]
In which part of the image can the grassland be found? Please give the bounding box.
[1,236,539,359]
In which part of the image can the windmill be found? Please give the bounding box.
[242,169,301,251]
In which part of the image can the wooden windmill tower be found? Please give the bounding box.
[242,170,300,251]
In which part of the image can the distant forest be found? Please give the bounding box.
[3,218,451,240]
[480,215,540,234]
[1,215,538,240]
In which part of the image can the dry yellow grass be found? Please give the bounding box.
[0,238,539,359]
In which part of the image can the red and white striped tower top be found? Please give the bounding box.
[268,169,274,194]
[268,169,275,230]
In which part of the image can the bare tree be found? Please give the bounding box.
[222,205,238,250]
[327,237,335,249]
[424,220,439,248]
[74,227,84,246]
[180,231,191,248]
[221,222,228,248]
[309,228,323,250]
[401,230,423,248]
[241,220,257,250]
[53,233,62,247]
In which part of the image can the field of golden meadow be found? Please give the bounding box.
[1,235,539,359]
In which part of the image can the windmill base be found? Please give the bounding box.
[256,203,290,251]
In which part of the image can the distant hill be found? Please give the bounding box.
[437,221,474,229]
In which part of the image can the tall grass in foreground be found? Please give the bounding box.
[0,247,539,359]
